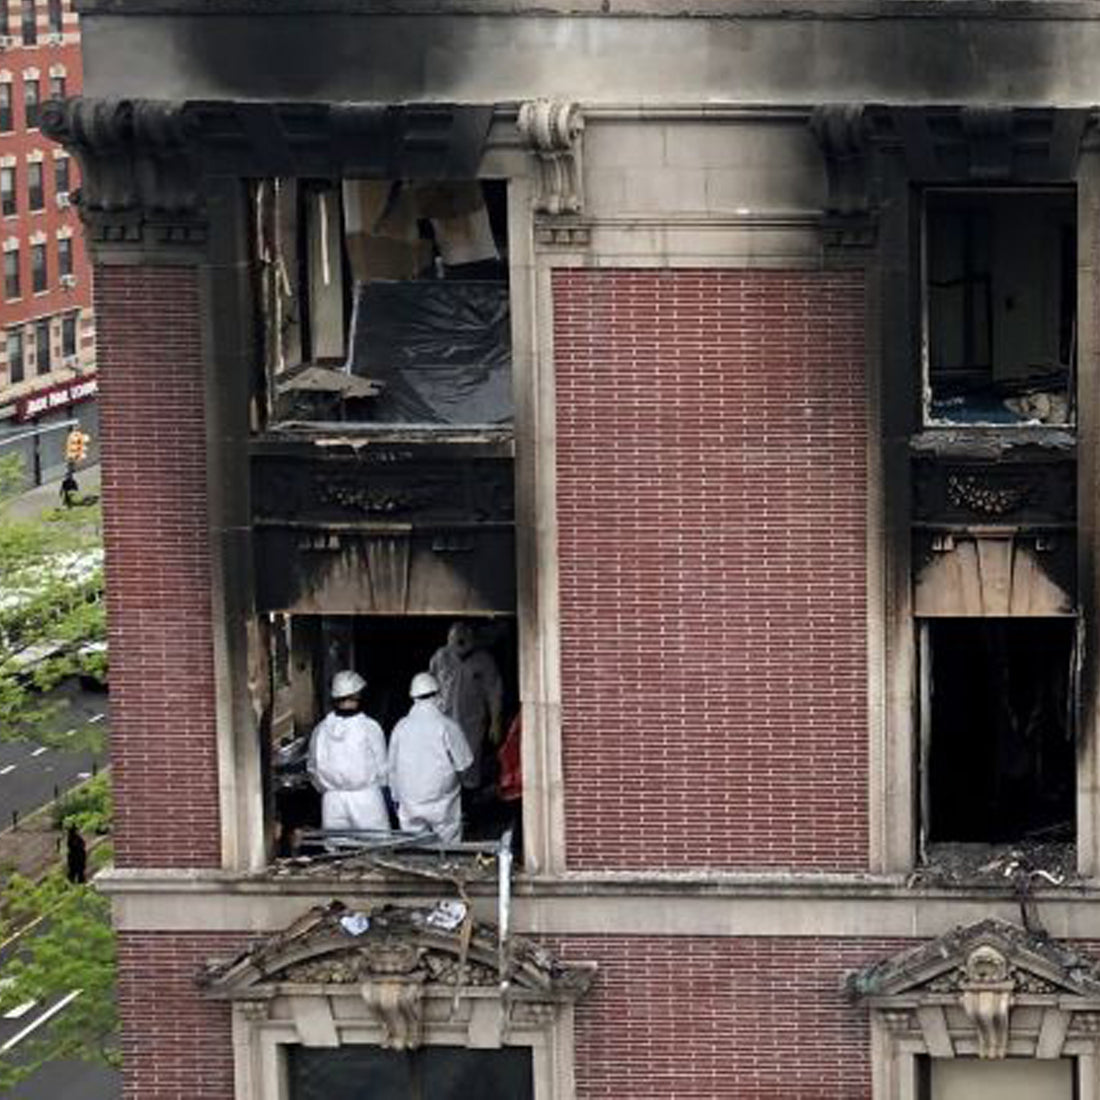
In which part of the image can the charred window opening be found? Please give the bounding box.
[925,189,1076,427]
[921,618,1076,849]
[271,613,521,857]
[254,178,511,428]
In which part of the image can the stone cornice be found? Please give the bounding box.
[40,95,497,255]
[73,0,1100,20]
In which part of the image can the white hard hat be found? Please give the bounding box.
[409,672,440,699]
[331,670,366,699]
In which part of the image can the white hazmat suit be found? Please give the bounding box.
[307,711,390,833]
[429,625,502,786]
[388,698,473,843]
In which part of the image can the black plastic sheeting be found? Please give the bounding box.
[288,1045,533,1099]
[348,280,512,425]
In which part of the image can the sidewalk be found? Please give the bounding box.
[4,465,101,521]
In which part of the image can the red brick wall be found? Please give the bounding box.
[558,935,892,1100]
[117,932,241,1100]
[554,269,868,870]
[95,264,221,867]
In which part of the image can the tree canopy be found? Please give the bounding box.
[0,454,106,752]
[0,775,117,1090]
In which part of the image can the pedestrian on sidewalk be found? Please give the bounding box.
[66,824,87,884]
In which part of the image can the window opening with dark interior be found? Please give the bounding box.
[924,189,1076,426]
[921,618,1076,862]
[288,1045,533,1100]
[253,178,511,429]
[269,613,520,861]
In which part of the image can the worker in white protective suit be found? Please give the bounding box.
[307,670,390,835]
[387,672,473,843]
[429,622,503,789]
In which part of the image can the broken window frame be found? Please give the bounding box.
[920,185,1078,429]
[252,175,512,431]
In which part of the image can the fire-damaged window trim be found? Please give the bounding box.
[235,154,567,875]
[920,185,1077,430]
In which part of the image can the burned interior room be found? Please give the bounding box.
[252,177,511,427]
[922,617,1076,848]
[269,613,520,853]
[925,188,1076,426]
[248,167,520,859]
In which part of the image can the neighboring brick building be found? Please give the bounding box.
[48,3,1100,1098]
[0,0,95,487]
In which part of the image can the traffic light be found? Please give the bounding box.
[65,427,89,464]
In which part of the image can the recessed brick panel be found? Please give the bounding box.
[94,264,221,868]
[118,932,242,1100]
[558,935,894,1100]
[554,269,868,870]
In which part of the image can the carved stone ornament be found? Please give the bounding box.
[198,901,595,1051]
[945,473,1029,517]
[517,99,585,217]
[959,945,1013,1059]
[847,919,1100,1061]
[809,103,875,249]
[40,97,204,247]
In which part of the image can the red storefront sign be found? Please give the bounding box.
[15,376,99,422]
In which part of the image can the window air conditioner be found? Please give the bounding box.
[46,33,63,45]
[59,273,76,288]
[61,354,78,368]
[0,36,14,48]
[55,192,69,208]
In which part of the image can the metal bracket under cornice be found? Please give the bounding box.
[517,99,589,245]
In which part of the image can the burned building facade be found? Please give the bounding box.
[53,2,1100,1097]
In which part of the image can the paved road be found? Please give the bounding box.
[0,981,119,1099]
[0,684,107,828]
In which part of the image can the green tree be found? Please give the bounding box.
[0,777,117,1090]
[0,453,106,752]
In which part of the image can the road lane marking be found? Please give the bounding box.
[29,747,47,757]
[3,999,37,1020]
[0,989,82,1052]
[0,765,15,776]
[76,771,90,779]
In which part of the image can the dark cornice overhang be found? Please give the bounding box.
[72,0,1100,20]
[41,96,495,183]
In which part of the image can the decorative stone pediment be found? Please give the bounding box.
[199,900,594,1052]
[848,920,1100,1061]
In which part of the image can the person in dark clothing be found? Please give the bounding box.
[66,824,87,884]
[60,469,79,508]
